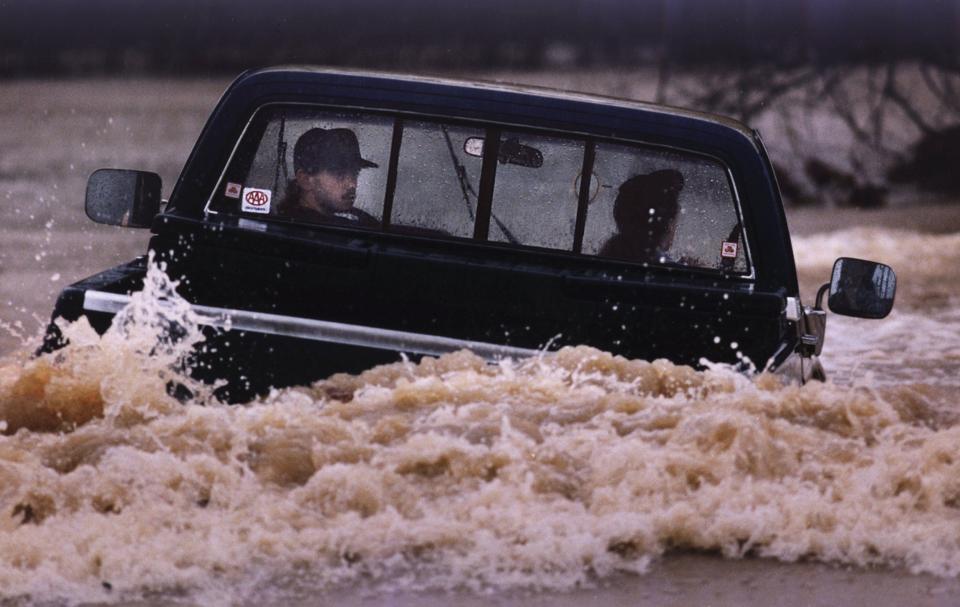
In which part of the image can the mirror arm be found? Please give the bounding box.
[814,282,830,310]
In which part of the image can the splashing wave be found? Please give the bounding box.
[0,230,959,603]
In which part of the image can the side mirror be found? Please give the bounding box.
[85,168,162,228]
[825,257,896,319]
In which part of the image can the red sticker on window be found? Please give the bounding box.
[721,241,738,258]
[224,182,242,198]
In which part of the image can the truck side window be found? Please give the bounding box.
[210,107,392,229]
[488,131,585,250]
[582,142,748,273]
[390,121,484,239]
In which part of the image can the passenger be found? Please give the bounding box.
[599,169,684,264]
[278,127,380,227]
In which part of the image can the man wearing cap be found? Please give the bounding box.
[278,127,380,227]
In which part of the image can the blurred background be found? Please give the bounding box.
[4,0,960,207]
[1,0,959,353]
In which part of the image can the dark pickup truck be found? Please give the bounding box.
[43,67,896,401]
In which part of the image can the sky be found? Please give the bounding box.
[0,0,956,75]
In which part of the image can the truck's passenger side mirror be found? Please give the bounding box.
[85,168,162,228]
[827,257,896,319]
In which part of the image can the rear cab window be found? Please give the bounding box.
[206,105,751,275]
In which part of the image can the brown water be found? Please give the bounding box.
[2,78,960,606]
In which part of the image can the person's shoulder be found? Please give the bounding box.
[599,235,633,259]
[337,208,379,227]
[282,204,327,223]
[279,204,380,229]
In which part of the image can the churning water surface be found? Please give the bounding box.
[0,225,958,606]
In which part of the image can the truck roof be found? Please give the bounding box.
[238,65,756,139]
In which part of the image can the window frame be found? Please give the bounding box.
[204,102,755,279]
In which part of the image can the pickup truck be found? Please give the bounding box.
[42,67,896,401]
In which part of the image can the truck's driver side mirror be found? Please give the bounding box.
[825,257,897,319]
[85,168,162,228]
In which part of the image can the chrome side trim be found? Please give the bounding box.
[82,290,541,361]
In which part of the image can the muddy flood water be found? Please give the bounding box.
[2,79,960,606]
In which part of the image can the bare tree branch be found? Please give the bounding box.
[920,62,960,115]
[882,62,935,134]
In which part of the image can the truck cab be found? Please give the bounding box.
[44,68,896,401]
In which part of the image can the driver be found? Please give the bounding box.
[278,127,379,227]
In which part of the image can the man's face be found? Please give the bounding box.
[297,167,359,213]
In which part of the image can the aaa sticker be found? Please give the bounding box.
[241,187,271,214]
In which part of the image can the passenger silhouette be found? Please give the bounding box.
[599,169,684,263]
